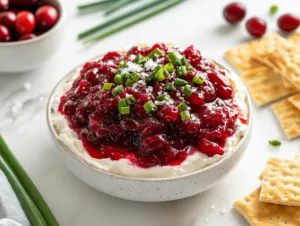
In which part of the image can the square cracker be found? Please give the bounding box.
[224,33,282,73]
[253,33,300,90]
[272,98,300,139]
[259,155,300,181]
[288,93,300,111]
[241,67,297,106]
[260,158,300,206]
[234,187,300,226]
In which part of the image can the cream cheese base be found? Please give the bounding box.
[51,65,248,179]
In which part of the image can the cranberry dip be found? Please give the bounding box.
[51,44,248,178]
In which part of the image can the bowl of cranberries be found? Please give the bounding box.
[0,0,65,73]
[47,43,252,202]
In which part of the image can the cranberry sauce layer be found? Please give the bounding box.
[58,44,247,168]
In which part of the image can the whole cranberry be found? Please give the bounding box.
[0,11,17,31]
[0,24,10,41]
[0,0,8,12]
[277,14,300,32]
[246,17,267,38]
[223,2,246,24]
[15,11,36,34]
[35,5,58,31]
[19,33,36,40]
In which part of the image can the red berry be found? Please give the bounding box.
[246,17,267,38]
[223,2,246,24]
[35,5,58,31]
[277,14,300,33]
[0,0,8,12]
[15,11,36,34]
[190,93,204,105]
[19,33,36,40]
[0,11,17,31]
[0,24,10,41]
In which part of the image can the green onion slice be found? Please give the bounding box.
[180,57,187,66]
[103,83,113,91]
[181,110,191,121]
[167,52,180,65]
[125,96,136,104]
[143,101,157,113]
[134,55,148,64]
[131,72,141,81]
[119,60,127,68]
[163,63,174,73]
[114,74,123,85]
[165,82,174,92]
[177,66,187,76]
[147,48,163,59]
[269,140,281,146]
[175,78,187,86]
[177,102,188,111]
[192,75,204,85]
[183,84,192,96]
[119,106,130,115]
[112,85,124,97]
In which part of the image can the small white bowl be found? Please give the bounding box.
[0,0,65,73]
[47,59,253,202]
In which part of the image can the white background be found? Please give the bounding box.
[1,0,300,225]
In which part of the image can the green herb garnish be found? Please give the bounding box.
[269,140,281,147]
[270,5,278,15]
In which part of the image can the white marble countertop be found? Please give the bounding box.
[1,0,300,225]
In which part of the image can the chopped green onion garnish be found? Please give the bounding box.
[192,75,204,85]
[131,72,141,81]
[175,78,187,86]
[134,55,148,64]
[112,85,124,97]
[125,95,136,104]
[180,57,187,66]
[177,66,187,76]
[143,101,157,113]
[270,5,278,15]
[119,60,127,68]
[269,140,281,147]
[118,99,128,107]
[121,73,129,83]
[163,68,170,77]
[119,106,130,115]
[180,110,191,121]
[154,67,165,81]
[114,74,123,85]
[177,102,188,111]
[167,52,180,65]
[164,95,171,101]
[156,95,170,101]
[156,95,165,101]
[163,63,174,73]
[146,73,155,84]
[125,78,135,86]
[147,48,163,59]
[165,82,174,92]
[183,84,192,96]
[186,65,193,71]
[103,83,113,91]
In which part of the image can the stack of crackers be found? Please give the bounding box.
[233,154,300,226]
[225,33,300,139]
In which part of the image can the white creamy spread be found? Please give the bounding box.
[51,57,248,179]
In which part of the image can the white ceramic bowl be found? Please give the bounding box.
[47,59,253,202]
[0,0,65,73]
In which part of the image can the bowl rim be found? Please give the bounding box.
[46,53,253,182]
[0,0,65,47]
